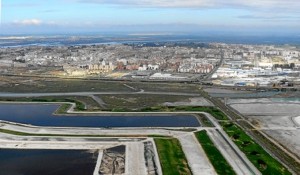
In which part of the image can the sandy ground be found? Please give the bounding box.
[230,103,300,116]
[227,98,277,104]
[264,130,300,159]
[204,88,249,94]
[228,98,300,104]
[246,115,299,129]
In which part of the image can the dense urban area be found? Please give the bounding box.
[1,42,300,175]
[1,42,300,87]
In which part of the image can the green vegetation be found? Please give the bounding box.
[0,77,200,93]
[221,122,291,175]
[155,138,191,175]
[129,81,201,93]
[55,103,72,113]
[100,94,192,110]
[0,78,131,93]
[32,98,86,111]
[139,106,228,120]
[103,106,228,120]
[195,130,236,175]
[238,120,300,174]
[196,114,214,127]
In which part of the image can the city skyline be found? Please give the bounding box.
[1,0,300,35]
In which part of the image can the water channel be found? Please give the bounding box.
[0,103,200,127]
[0,149,98,175]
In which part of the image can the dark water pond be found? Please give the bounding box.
[0,149,98,175]
[0,104,200,127]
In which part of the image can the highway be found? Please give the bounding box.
[201,49,225,82]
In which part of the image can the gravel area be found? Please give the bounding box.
[265,130,300,158]
[204,88,249,94]
[230,103,300,116]
[164,97,214,107]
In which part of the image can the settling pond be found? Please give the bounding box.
[0,149,98,175]
[0,104,200,127]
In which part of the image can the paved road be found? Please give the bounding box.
[202,49,224,81]
[0,134,122,150]
[88,95,107,109]
[177,133,217,175]
[207,130,260,175]
[205,113,261,175]
[93,150,103,175]
[126,142,148,175]
[0,91,200,97]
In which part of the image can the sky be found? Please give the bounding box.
[1,0,300,35]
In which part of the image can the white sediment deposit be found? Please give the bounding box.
[163,97,214,107]
[295,116,300,126]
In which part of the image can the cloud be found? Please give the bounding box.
[77,0,216,8]
[13,19,42,26]
[223,0,300,11]
[77,0,300,11]
[238,15,300,20]
[40,9,60,13]
[2,3,40,8]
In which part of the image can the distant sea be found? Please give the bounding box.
[0,34,300,47]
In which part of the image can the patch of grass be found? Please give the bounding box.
[196,114,214,127]
[55,103,71,114]
[128,82,202,93]
[238,120,300,174]
[195,130,236,175]
[138,106,228,120]
[220,122,291,175]
[100,94,192,110]
[0,79,132,93]
[155,138,191,175]
[92,105,228,121]
[0,77,201,93]
[111,108,128,112]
